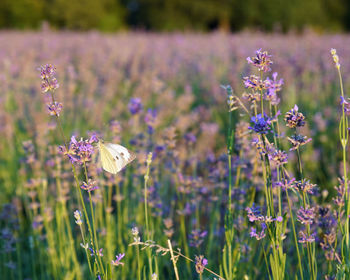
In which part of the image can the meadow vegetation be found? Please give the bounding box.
[1,31,350,279]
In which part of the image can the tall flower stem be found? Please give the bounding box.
[83,163,104,275]
[337,66,349,248]
[285,187,303,280]
[144,153,153,277]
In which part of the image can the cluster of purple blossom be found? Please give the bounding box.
[58,134,98,165]
[39,64,62,116]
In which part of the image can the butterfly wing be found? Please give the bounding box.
[104,143,136,172]
[98,142,119,174]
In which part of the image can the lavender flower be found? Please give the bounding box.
[333,177,348,207]
[284,105,305,128]
[265,72,283,105]
[132,227,140,242]
[246,204,264,222]
[184,133,197,144]
[59,135,97,165]
[297,207,315,225]
[247,49,273,72]
[189,229,207,248]
[298,230,316,244]
[249,114,271,134]
[269,149,288,166]
[144,108,157,134]
[276,216,283,222]
[249,223,266,240]
[252,138,274,155]
[243,75,269,91]
[318,207,337,235]
[47,102,63,116]
[287,134,312,151]
[340,97,350,115]
[89,248,103,257]
[195,255,208,274]
[242,91,261,102]
[292,179,317,195]
[274,178,296,190]
[74,210,83,225]
[111,253,125,266]
[330,48,340,68]
[80,179,99,192]
[39,64,59,93]
[128,98,143,115]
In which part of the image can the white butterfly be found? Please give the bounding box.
[97,141,136,174]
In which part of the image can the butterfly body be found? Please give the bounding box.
[98,141,135,174]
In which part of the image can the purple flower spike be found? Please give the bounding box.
[247,49,273,72]
[249,114,271,134]
[297,207,315,225]
[144,108,157,134]
[38,64,59,93]
[111,253,125,266]
[80,179,99,192]
[284,105,305,128]
[47,102,63,116]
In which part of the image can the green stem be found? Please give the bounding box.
[144,154,153,277]
[337,66,349,249]
[283,171,303,280]
[84,163,105,275]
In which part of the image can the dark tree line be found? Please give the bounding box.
[0,0,350,32]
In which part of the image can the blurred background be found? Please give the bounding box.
[0,0,350,32]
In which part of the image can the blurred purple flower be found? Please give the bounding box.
[89,248,103,257]
[111,253,125,266]
[189,229,207,248]
[80,179,99,192]
[318,207,337,234]
[184,133,196,144]
[298,230,316,244]
[128,98,143,115]
[297,207,315,225]
[265,72,283,105]
[246,204,264,222]
[274,178,296,190]
[249,223,266,240]
[47,102,63,116]
[144,108,157,134]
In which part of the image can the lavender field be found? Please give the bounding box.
[1,31,350,280]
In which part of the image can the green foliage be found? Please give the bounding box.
[0,0,349,31]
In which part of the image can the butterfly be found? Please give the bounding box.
[97,141,136,174]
